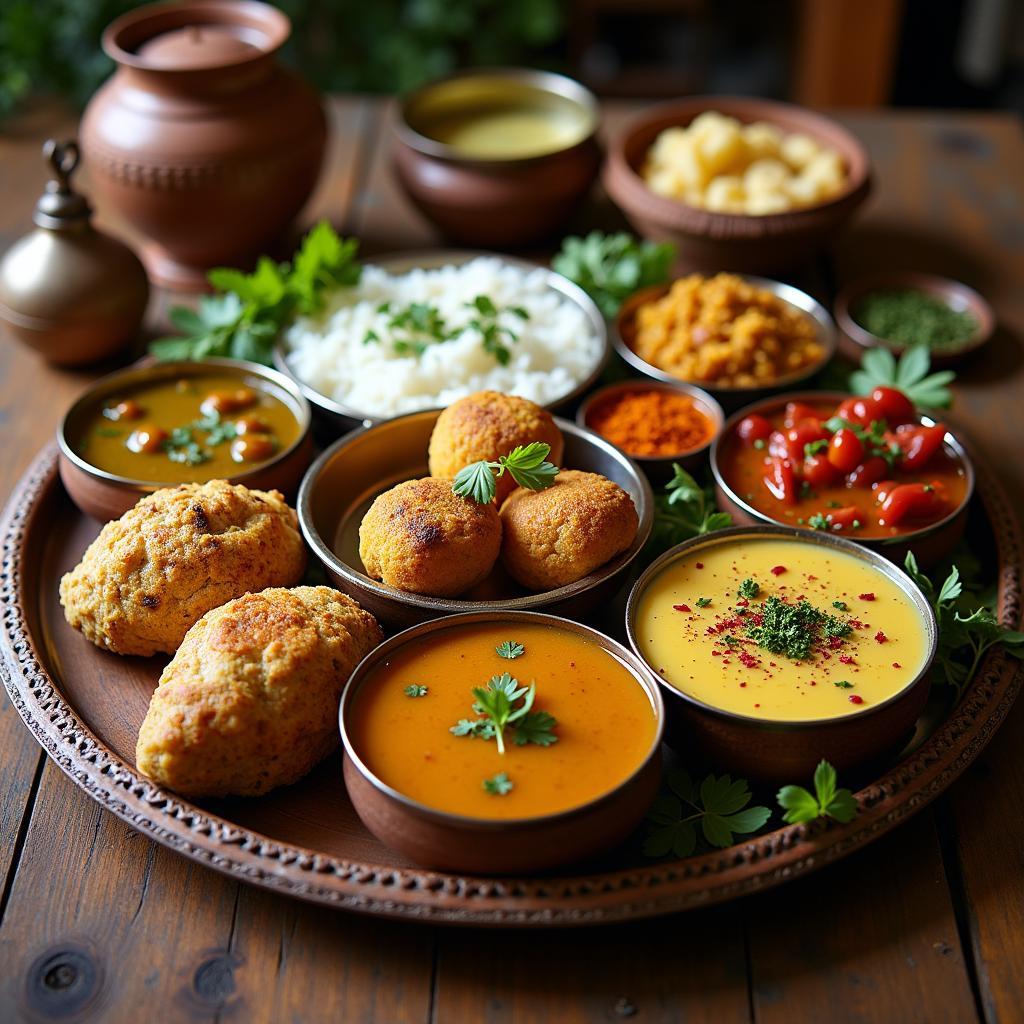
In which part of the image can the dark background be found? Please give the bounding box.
[2,0,1023,118]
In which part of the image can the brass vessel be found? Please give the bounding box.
[0,139,149,366]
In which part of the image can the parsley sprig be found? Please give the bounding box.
[496,640,525,660]
[465,294,529,366]
[450,673,557,755]
[483,772,514,796]
[644,769,771,857]
[904,553,1024,698]
[849,344,955,410]
[777,760,858,824]
[650,464,733,553]
[452,442,558,504]
[151,222,361,365]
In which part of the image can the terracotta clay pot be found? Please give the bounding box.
[80,0,326,291]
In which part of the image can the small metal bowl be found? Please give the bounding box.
[710,391,975,569]
[274,250,610,435]
[614,275,837,412]
[625,524,938,784]
[576,379,724,485]
[298,410,653,629]
[58,357,313,522]
[340,609,665,873]
[834,271,995,368]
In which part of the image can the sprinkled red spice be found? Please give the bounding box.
[859,592,876,601]
[770,565,787,576]
[695,561,704,569]
[711,650,721,657]
[875,630,888,644]
[810,680,817,686]
[754,703,761,708]
[849,694,864,705]
[673,603,691,613]
[740,681,747,687]
[892,661,902,668]
[736,598,750,607]
[738,651,758,669]
[839,654,855,665]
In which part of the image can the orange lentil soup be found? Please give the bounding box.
[347,622,659,820]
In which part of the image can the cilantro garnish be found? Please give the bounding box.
[833,679,854,689]
[804,439,828,458]
[743,597,852,661]
[452,443,558,504]
[849,344,955,410]
[832,600,849,611]
[450,672,557,754]
[496,640,525,660]
[777,760,858,824]
[696,597,712,608]
[644,769,771,857]
[483,772,514,796]
[738,578,760,600]
[465,294,529,366]
[404,684,428,698]
[808,513,830,531]
[650,464,733,553]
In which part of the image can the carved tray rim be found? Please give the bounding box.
[2,443,1020,927]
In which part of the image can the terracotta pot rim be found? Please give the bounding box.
[339,609,666,830]
[102,0,291,72]
[709,390,977,550]
[625,523,939,730]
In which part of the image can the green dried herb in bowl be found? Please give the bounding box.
[852,288,978,350]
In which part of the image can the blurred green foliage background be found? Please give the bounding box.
[0,0,565,116]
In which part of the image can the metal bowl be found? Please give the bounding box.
[298,410,653,629]
[58,357,313,522]
[274,250,610,435]
[625,524,938,784]
[613,275,837,412]
[709,391,975,568]
[340,609,664,873]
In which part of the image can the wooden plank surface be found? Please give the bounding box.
[0,97,1022,1023]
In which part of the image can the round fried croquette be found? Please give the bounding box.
[358,477,501,597]
[59,480,306,657]
[499,470,638,591]
[428,391,564,506]
[135,586,382,797]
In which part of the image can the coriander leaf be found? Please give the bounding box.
[643,820,696,859]
[850,344,955,409]
[404,684,428,698]
[482,772,513,796]
[695,597,712,608]
[511,710,558,747]
[738,578,760,600]
[813,759,837,808]
[168,306,206,334]
[496,640,525,660]
[895,343,930,389]
[777,785,821,824]
[777,760,858,824]
[450,718,496,739]
[498,442,558,492]
[149,336,200,361]
[650,464,733,554]
[453,673,553,755]
[452,460,497,504]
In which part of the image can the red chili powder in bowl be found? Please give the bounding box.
[587,389,715,457]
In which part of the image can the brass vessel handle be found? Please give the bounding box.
[43,139,80,194]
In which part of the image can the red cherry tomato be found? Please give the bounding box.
[768,430,788,459]
[827,428,865,474]
[783,402,822,430]
[835,396,884,428]
[899,423,946,470]
[870,386,915,424]
[847,456,888,488]
[785,422,828,463]
[737,414,773,446]
[763,457,797,505]
[879,483,946,526]
[873,480,898,505]
[802,454,840,488]
[827,506,864,532]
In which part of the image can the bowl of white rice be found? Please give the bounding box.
[275,252,608,430]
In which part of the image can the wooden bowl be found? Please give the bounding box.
[835,271,996,368]
[602,96,872,273]
[710,391,975,568]
[274,250,609,435]
[614,275,837,412]
[340,609,665,873]
[392,68,601,247]
[57,358,313,521]
[297,411,653,629]
[625,525,938,784]
[575,378,724,485]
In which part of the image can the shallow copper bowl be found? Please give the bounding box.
[614,275,836,412]
[392,68,601,247]
[575,378,724,485]
[274,249,610,435]
[602,95,872,274]
[340,609,665,873]
[58,358,313,522]
[625,525,938,784]
[298,410,653,629]
[709,391,975,568]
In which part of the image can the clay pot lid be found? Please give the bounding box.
[103,0,290,71]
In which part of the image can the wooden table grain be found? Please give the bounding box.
[0,97,1021,1023]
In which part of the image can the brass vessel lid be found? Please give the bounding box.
[33,140,92,230]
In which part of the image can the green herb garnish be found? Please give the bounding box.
[483,772,514,796]
[191,410,237,446]
[777,760,858,824]
[465,294,529,366]
[849,344,955,410]
[450,672,557,754]
[650,464,733,553]
[452,442,558,504]
[808,513,830,531]
[742,597,851,661]
[833,679,854,689]
[496,640,525,660]
[552,231,676,319]
[804,439,828,458]
[738,578,760,600]
[165,441,210,466]
[695,597,712,608]
[832,600,848,611]
[151,222,361,365]
[404,684,428,698]
[644,769,771,858]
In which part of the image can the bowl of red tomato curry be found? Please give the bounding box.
[711,387,973,568]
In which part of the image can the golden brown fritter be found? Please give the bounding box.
[59,480,306,657]
[359,477,501,597]
[500,470,638,591]
[136,586,381,797]
[428,391,564,505]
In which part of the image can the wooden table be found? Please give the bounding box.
[1,98,1022,1023]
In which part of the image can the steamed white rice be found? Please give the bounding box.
[283,257,602,418]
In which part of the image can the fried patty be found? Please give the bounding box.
[135,586,381,797]
[359,477,501,597]
[59,480,306,657]
[428,391,564,505]
[500,470,639,590]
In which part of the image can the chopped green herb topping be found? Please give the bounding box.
[742,597,852,661]
[496,640,525,660]
[404,684,428,698]
[738,578,760,600]
[696,597,712,608]
[833,679,854,689]
[483,772,514,796]
[832,600,849,611]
